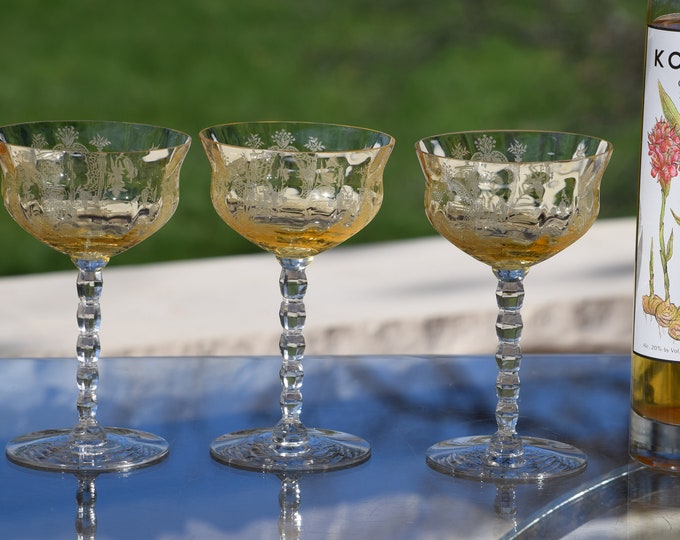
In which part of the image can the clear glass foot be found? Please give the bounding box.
[5,427,169,473]
[210,427,370,473]
[426,435,587,482]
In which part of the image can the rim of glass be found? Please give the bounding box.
[199,120,396,155]
[0,120,192,154]
[415,129,613,164]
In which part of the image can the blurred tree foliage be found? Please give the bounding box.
[0,0,644,274]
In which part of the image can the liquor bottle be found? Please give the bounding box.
[631,0,680,471]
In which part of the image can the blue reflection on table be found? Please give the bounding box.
[0,354,645,538]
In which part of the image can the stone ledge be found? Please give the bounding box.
[0,217,636,358]
[110,295,632,357]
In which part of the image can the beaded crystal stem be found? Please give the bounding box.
[209,254,370,472]
[71,260,107,448]
[425,266,588,481]
[486,268,526,468]
[272,257,312,453]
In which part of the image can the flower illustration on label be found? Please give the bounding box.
[649,118,680,189]
[642,81,680,341]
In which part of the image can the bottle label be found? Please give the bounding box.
[634,26,680,362]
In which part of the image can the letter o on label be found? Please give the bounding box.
[670,51,680,69]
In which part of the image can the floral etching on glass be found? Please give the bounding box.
[12,126,162,225]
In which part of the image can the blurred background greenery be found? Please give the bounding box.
[0,0,645,275]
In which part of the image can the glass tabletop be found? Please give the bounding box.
[0,354,661,539]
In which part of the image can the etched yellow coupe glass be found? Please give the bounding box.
[0,121,191,472]
[416,130,612,481]
[202,121,394,472]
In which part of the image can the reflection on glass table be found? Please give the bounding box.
[506,462,680,539]
[0,354,666,539]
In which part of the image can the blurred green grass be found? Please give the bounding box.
[0,0,645,275]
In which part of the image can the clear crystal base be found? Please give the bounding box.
[210,427,371,473]
[426,435,587,482]
[6,427,169,473]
